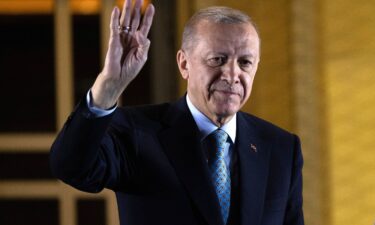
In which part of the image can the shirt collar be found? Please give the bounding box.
[186,94,237,143]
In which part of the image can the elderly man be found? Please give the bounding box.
[50,0,304,225]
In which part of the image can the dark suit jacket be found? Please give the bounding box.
[50,97,304,225]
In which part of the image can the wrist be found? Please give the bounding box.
[91,77,121,109]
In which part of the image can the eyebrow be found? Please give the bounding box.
[203,49,257,59]
[239,54,255,58]
[205,51,255,57]
[205,51,227,56]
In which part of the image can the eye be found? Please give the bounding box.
[238,59,253,68]
[207,56,227,67]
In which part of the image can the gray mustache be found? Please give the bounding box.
[210,81,243,95]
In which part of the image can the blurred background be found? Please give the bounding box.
[0,0,374,224]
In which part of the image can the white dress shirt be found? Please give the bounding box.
[186,94,237,171]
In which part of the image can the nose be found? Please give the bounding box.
[221,60,241,84]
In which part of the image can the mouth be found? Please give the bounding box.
[214,89,240,97]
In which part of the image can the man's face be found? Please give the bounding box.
[177,21,260,125]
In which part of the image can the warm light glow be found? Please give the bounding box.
[0,0,53,14]
[70,0,100,15]
[0,0,151,14]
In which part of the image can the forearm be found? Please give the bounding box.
[49,100,114,191]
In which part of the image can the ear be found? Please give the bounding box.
[176,49,189,80]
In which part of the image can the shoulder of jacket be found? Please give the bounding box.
[238,111,295,137]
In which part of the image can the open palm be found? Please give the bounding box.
[92,0,155,109]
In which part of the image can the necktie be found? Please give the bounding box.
[208,129,231,224]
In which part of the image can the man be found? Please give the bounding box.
[50,0,304,225]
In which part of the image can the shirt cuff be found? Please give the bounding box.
[86,90,117,117]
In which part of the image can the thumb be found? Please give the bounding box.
[135,37,151,61]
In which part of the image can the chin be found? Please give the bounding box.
[214,105,239,117]
[208,97,241,116]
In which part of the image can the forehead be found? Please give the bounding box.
[193,21,260,55]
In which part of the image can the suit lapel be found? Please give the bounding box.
[236,113,271,225]
[158,98,223,225]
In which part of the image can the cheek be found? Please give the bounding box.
[242,75,255,97]
[188,69,212,97]
[198,70,217,90]
[188,62,222,93]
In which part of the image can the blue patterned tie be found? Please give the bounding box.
[208,129,231,224]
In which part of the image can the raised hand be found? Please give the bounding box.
[91,0,155,109]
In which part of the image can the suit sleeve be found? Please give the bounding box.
[49,100,136,193]
[284,135,304,225]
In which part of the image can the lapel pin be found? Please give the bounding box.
[250,144,257,152]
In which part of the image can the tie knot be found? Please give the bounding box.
[212,129,228,144]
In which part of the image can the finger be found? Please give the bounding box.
[139,3,155,37]
[110,7,121,37]
[103,7,122,77]
[119,0,132,27]
[108,7,122,55]
[130,0,142,32]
